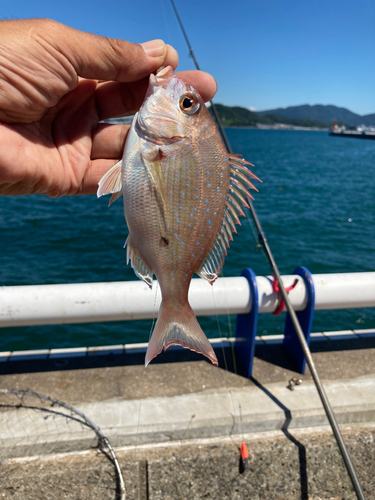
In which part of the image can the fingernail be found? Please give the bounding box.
[141,39,165,58]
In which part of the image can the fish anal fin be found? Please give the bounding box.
[145,301,218,366]
[97,160,123,198]
[125,235,153,288]
[197,232,227,284]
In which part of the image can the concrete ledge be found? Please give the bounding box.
[1,374,375,458]
[79,375,375,446]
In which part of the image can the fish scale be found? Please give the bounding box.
[97,66,260,366]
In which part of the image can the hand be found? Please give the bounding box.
[0,19,217,196]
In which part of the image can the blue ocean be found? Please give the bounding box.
[0,129,374,352]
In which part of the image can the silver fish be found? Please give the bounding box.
[98,66,260,366]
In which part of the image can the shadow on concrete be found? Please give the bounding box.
[250,376,309,500]
[0,344,235,376]
[254,336,375,373]
[1,336,373,376]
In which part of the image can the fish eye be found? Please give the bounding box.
[179,93,200,115]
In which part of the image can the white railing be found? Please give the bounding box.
[0,272,374,328]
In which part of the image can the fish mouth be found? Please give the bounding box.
[147,66,175,94]
[136,66,190,143]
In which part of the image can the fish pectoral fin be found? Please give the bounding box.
[124,236,153,288]
[145,301,218,367]
[97,160,123,199]
[143,158,169,232]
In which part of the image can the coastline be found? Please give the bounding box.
[104,117,329,131]
[252,123,328,131]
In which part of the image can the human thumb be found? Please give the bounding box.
[42,19,179,82]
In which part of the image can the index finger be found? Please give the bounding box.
[95,69,218,121]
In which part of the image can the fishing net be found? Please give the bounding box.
[0,389,125,500]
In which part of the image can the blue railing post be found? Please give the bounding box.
[283,266,315,373]
[235,268,259,378]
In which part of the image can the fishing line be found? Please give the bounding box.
[160,0,172,44]
[227,390,241,451]
[210,285,228,371]
[238,404,244,443]
[134,399,142,462]
[180,414,196,442]
[169,1,366,497]
[229,391,250,475]
[219,268,234,338]
[219,268,237,374]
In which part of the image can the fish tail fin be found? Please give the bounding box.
[145,301,218,367]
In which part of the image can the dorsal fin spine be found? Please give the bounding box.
[228,154,254,167]
[220,227,230,249]
[204,246,218,273]
[223,218,233,241]
[228,193,245,218]
[229,183,251,208]
[224,210,238,232]
[212,241,223,267]
[231,168,259,192]
[230,177,253,204]
[217,233,227,256]
[226,201,241,225]
[213,240,225,267]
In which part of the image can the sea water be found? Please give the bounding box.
[0,129,374,351]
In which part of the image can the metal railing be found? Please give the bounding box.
[0,271,374,327]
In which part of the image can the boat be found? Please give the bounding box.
[329,120,375,139]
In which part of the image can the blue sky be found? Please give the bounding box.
[1,0,374,115]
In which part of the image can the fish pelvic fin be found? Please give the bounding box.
[125,235,153,288]
[145,301,218,367]
[97,160,123,205]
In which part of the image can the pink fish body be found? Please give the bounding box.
[98,67,259,366]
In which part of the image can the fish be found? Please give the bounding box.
[97,66,260,367]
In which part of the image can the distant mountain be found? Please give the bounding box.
[257,105,375,127]
[209,104,333,129]
[210,104,259,127]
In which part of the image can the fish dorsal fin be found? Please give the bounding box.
[97,160,123,200]
[124,235,153,288]
[198,154,260,284]
[228,154,261,196]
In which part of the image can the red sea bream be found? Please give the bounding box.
[97,66,260,366]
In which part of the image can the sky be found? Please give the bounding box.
[1,0,374,115]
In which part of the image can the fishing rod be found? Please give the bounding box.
[169,1,365,498]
